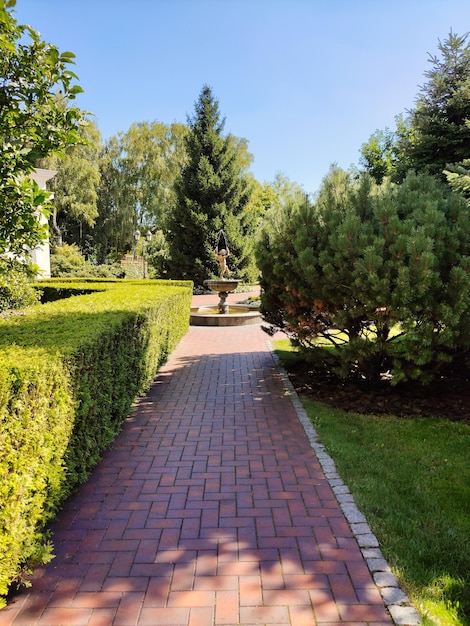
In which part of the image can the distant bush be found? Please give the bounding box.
[0,260,41,313]
[50,244,125,278]
[0,279,192,604]
[50,243,88,276]
[256,170,470,384]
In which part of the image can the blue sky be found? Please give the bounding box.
[13,0,470,194]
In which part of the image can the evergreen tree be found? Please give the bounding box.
[360,32,470,184]
[407,31,470,179]
[165,85,256,286]
[445,158,470,204]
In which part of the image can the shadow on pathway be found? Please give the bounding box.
[0,324,394,626]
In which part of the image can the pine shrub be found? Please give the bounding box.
[257,169,470,384]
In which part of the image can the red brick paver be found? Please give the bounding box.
[0,294,393,625]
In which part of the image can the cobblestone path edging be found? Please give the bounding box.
[268,342,422,626]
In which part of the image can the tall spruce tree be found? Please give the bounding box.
[406,31,470,179]
[360,32,470,184]
[165,85,256,286]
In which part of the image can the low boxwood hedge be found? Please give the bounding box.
[0,279,192,604]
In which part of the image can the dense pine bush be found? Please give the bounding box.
[256,169,470,384]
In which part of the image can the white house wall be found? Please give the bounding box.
[29,168,56,278]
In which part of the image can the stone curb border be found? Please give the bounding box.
[267,342,422,626]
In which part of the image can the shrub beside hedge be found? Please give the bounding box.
[0,280,192,604]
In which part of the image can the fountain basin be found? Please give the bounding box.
[190,304,261,326]
[203,278,241,293]
[202,278,242,315]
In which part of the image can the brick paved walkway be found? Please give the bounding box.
[0,297,395,626]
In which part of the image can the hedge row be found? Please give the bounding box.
[0,279,192,604]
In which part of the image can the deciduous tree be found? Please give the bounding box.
[39,119,101,250]
[93,136,131,263]
[93,122,187,264]
[118,121,188,231]
[0,0,85,261]
[359,117,413,184]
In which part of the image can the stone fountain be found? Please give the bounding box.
[189,231,261,327]
[203,277,241,314]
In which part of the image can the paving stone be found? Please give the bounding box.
[367,557,393,573]
[329,478,345,488]
[336,492,355,504]
[374,571,400,588]
[356,532,380,548]
[341,502,367,524]
[380,586,410,605]
[351,522,372,535]
[388,604,422,625]
[363,547,384,559]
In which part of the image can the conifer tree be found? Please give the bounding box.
[445,158,470,204]
[360,32,470,184]
[165,85,256,286]
[409,32,470,178]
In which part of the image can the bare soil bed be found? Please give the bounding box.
[284,361,470,423]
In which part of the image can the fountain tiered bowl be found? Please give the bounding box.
[190,279,261,326]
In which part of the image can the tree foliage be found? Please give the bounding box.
[0,259,40,312]
[0,0,85,260]
[408,31,470,178]
[359,116,413,184]
[444,158,470,204]
[118,121,188,230]
[92,136,130,263]
[256,167,470,384]
[360,32,470,184]
[49,243,124,278]
[38,118,101,250]
[92,122,187,264]
[245,174,306,229]
[165,85,256,286]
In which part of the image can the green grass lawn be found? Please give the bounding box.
[273,340,470,626]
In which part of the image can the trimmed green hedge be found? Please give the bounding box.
[0,279,192,604]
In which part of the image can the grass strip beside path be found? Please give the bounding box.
[273,342,470,626]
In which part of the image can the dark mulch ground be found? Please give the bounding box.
[284,362,470,423]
